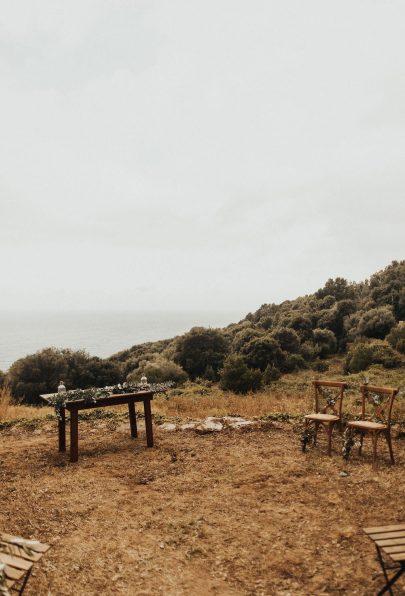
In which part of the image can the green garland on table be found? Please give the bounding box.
[48,382,174,420]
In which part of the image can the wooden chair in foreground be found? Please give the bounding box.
[0,533,50,595]
[346,384,399,465]
[364,523,405,595]
[304,380,348,455]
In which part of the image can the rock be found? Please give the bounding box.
[222,416,246,422]
[180,423,197,431]
[228,419,255,429]
[195,418,223,433]
[160,423,177,432]
[339,471,349,477]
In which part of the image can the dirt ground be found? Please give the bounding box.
[1,416,404,596]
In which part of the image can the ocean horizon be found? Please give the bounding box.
[0,310,245,372]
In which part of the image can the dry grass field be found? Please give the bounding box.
[1,363,405,595]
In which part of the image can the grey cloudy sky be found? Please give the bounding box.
[1,0,404,314]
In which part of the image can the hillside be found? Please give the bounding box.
[106,260,405,390]
[3,260,405,403]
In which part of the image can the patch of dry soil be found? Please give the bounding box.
[1,418,404,595]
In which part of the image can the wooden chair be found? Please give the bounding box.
[364,523,405,595]
[304,380,347,455]
[0,533,50,595]
[346,384,399,465]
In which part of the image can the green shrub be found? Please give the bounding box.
[319,295,336,309]
[312,360,329,373]
[127,357,187,385]
[262,364,281,385]
[232,327,263,352]
[280,352,308,373]
[258,316,273,330]
[270,327,300,353]
[287,314,313,341]
[313,328,337,357]
[300,341,319,361]
[174,327,229,380]
[8,348,121,404]
[219,355,262,394]
[386,324,405,354]
[203,364,217,381]
[240,336,283,371]
[356,306,396,339]
[344,340,402,373]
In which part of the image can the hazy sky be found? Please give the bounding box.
[1,0,404,314]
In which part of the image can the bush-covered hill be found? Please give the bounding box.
[3,260,405,402]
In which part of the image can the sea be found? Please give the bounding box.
[0,310,245,372]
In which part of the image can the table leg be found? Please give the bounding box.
[128,400,138,438]
[70,408,79,463]
[58,407,66,452]
[144,399,154,448]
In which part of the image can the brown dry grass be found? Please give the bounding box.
[154,387,310,420]
[1,417,404,595]
[0,385,11,419]
[0,386,53,422]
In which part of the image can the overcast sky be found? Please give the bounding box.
[1,0,404,314]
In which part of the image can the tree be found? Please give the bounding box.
[219,355,262,394]
[8,348,121,404]
[316,277,356,301]
[174,327,229,380]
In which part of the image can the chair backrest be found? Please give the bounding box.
[312,380,348,417]
[359,384,399,426]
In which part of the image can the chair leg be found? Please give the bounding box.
[375,545,395,596]
[313,422,319,446]
[359,433,364,456]
[327,423,333,456]
[371,432,378,467]
[18,568,32,595]
[385,430,395,465]
[302,419,309,452]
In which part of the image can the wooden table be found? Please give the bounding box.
[41,391,155,463]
